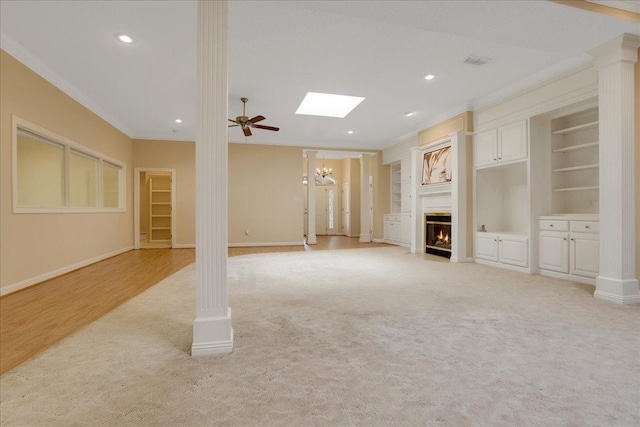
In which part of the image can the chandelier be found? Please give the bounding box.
[316,157,332,178]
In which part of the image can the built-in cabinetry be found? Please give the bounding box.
[474,120,528,168]
[538,216,599,284]
[475,232,529,268]
[149,175,172,243]
[385,156,411,246]
[383,213,410,246]
[550,106,599,214]
[474,119,531,271]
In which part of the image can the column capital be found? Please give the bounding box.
[589,33,640,70]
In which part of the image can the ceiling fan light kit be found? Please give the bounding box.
[228,97,279,137]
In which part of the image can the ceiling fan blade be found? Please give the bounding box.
[253,124,280,132]
[243,126,252,137]
[228,118,238,124]
[228,124,239,127]
[249,115,266,124]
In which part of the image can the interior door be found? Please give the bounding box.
[342,182,350,237]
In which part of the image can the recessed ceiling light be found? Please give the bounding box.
[174,119,182,123]
[347,130,354,134]
[116,34,134,44]
[295,92,365,118]
[404,112,415,117]
[424,74,436,80]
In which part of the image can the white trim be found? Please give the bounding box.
[372,238,386,243]
[0,246,133,296]
[414,103,472,135]
[474,258,533,275]
[0,31,135,137]
[12,115,127,212]
[587,0,640,13]
[538,270,596,286]
[174,243,196,249]
[594,291,640,305]
[228,241,304,247]
[134,168,177,249]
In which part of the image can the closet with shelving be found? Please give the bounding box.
[149,174,172,243]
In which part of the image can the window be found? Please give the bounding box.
[13,116,125,212]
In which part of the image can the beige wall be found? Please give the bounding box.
[229,143,304,245]
[0,49,133,291]
[419,111,473,146]
[132,140,196,246]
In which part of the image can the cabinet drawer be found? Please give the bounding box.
[538,220,569,231]
[570,221,599,233]
[385,214,401,223]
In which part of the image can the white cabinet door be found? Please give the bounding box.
[474,129,498,168]
[571,233,599,278]
[539,232,569,273]
[384,220,400,242]
[499,236,529,268]
[498,120,528,163]
[476,234,499,261]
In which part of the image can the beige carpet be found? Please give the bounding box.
[1,246,638,426]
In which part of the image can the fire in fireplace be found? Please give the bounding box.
[425,213,452,258]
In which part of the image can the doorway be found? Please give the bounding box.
[315,185,337,236]
[134,168,177,249]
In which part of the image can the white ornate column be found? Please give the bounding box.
[590,33,640,304]
[450,131,469,263]
[306,151,317,245]
[359,154,372,242]
[192,0,233,356]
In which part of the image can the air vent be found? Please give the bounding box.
[464,55,491,66]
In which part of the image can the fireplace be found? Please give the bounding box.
[425,213,452,258]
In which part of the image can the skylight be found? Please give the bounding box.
[295,92,365,118]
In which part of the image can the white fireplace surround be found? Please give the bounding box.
[410,131,470,262]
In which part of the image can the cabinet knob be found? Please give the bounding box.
[570,238,575,241]
[563,238,567,241]
[585,225,590,229]
[493,158,497,161]
[550,224,554,227]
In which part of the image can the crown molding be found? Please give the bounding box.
[1,31,135,138]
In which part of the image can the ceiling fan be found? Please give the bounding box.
[228,97,279,137]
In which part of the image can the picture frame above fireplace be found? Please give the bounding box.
[421,145,452,185]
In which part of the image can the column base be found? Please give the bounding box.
[594,276,640,305]
[307,234,317,245]
[359,233,372,243]
[192,308,234,356]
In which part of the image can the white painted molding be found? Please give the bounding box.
[228,241,303,247]
[372,238,386,243]
[594,290,640,305]
[0,31,135,138]
[0,246,133,296]
[414,102,472,135]
[192,309,234,356]
[539,270,596,286]
[174,243,196,249]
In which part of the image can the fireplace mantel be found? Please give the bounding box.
[417,182,451,197]
[410,131,469,263]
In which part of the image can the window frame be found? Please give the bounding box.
[12,115,126,214]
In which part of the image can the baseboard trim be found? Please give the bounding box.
[174,243,195,249]
[372,238,385,243]
[538,270,596,286]
[594,291,640,305]
[228,241,303,248]
[1,246,134,297]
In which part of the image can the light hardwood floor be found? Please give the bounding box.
[0,236,390,375]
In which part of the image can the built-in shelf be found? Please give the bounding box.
[151,214,171,217]
[151,226,171,230]
[552,121,599,135]
[151,202,171,205]
[552,164,599,173]
[152,189,171,193]
[553,186,599,192]
[552,142,599,153]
